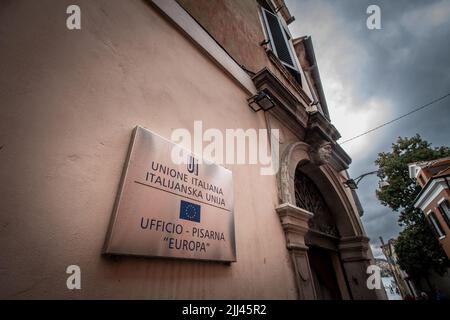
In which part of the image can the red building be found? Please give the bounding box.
[410,157,450,259]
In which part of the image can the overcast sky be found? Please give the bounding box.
[286,0,450,258]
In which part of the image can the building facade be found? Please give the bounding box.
[410,157,450,260]
[380,238,418,299]
[0,0,385,299]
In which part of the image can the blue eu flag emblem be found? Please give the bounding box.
[179,200,201,223]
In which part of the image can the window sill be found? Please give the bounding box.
[265,49,311,106]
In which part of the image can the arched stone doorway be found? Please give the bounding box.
[295,165,345,300]
[275,142,381,300]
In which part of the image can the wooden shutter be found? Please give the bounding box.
[262,8,297,71]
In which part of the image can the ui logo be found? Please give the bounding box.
[180,200,201,223]
[187,155,199,176]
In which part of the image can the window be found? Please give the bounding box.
[438,199,450,229]
[427,211,446,238]
[419,175,425,185]
[261,8,301,86]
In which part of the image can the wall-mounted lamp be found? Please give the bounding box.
[247,91,276,112]
[344,178,358,190]
[344,170,388,190]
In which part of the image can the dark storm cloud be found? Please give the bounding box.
[286,0,450,257]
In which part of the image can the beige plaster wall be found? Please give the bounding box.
[0,0,297,299]
[177,0,314,107]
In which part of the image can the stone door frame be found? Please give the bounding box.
[276,141,379,300]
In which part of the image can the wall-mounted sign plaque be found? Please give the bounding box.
[104,126,236,262]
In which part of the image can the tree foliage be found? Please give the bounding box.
[376,135,450,226]
[375,135,450,279]
[394,221,448,280]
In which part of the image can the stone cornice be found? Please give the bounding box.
[338,235,370,262]
[252,68,352,171]
[305,111,340,143]
[276,203,314,250]
[330,144,352,171]
[252,67,309,138]
[305,112,351,170]
[252,67,308,124]
[266,50,312,105]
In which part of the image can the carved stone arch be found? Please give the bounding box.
[278,141,361,239]
[296,163,364,239]
[276,141,380,300]
[277,142,311,205]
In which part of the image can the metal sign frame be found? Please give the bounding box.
[103,126,236,262]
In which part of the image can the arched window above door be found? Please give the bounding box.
[295,169,340,238]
